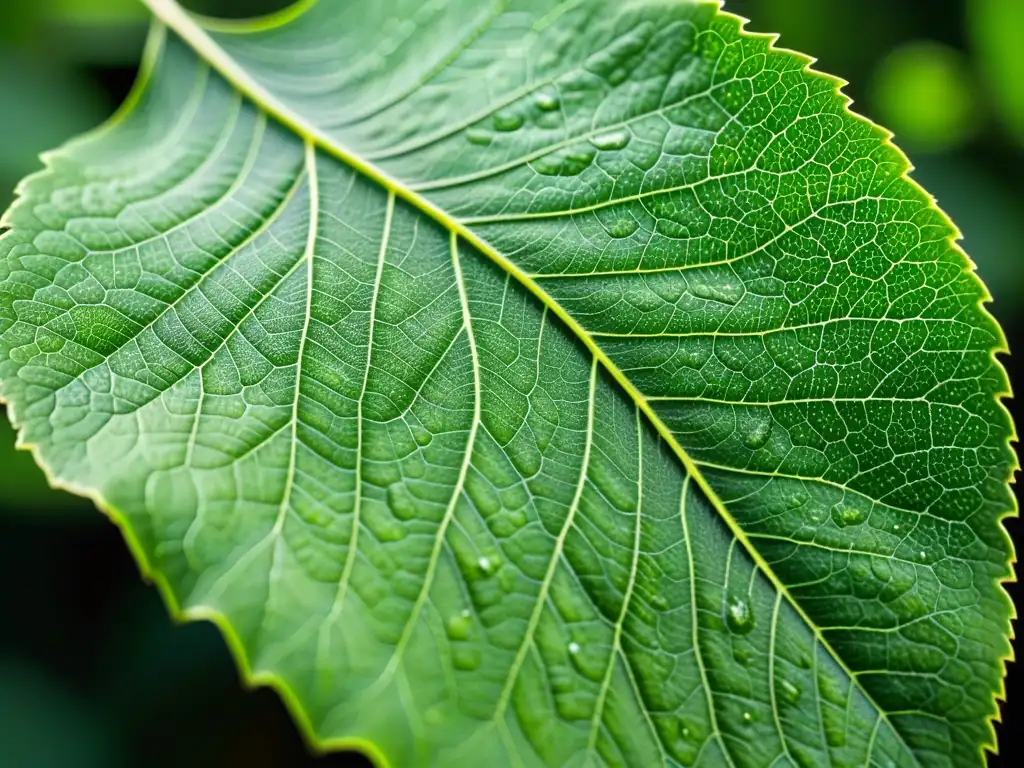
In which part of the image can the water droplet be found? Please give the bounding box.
[726,596,755,634]
[606,218,638,238]
[534,146,595,177]
[651,593,669,611]
[590,130,630,151]
[568,641,581,655]
[446,613,472,641]
[832,506,866,528]
[466,129,492,146]
[478,555,501,576]
[893,524,900,531]
[743,711,752,723]
[780,679,802,704]
[743,415,772,450]
[535,91,560,111]
[788,493,806,510]
[689,276,743,304]
[920,551,927,561]
[492,111,524,132]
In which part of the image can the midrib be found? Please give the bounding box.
[141,0,919,762]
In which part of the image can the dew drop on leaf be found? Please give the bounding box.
[651,593,669,611]
[743,413,772,449]
[832,506,866,527]
[590,130,630,150]
[607,218,638,238]
[478,555,501,575]
[780,679,802,704]
[567,641,581,655]
[535,90,560,111]
[535,146,597,176]
[466,129,492,146]
[492,111,524,132]
[726,596,755,634]
[446,613,472,641]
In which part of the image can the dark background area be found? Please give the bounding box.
[0,0,1019,765]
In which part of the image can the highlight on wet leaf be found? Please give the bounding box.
[0,1,1015,766]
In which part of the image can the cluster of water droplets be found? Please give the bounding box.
[460,87,635,180]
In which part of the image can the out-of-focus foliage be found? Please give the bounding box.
[870,41,980,152]
[0,60,107,211]
[0,660,118,768]
[968,0,1024,144]
[911,156,1024,310]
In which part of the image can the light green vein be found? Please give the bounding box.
[494,353,598,722]
[318,190,396,661]
[587,406,648,759]
[680,477,737,768]
[375,231,481,688]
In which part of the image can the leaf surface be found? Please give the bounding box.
[0,1,1015,766]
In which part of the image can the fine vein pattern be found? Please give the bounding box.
[0,1,1014,767]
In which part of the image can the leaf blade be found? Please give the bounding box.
[0,1,1014,766]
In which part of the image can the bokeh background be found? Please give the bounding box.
[0,0,1020,765]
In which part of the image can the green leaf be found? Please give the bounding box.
[0,1,1015,766]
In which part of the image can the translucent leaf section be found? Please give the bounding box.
[0,2,1014,767]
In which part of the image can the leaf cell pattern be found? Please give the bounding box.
[0,2,1014,767]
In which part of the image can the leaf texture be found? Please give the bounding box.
[0,1,1015,766]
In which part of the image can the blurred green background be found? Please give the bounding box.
[0,0,1020,765]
